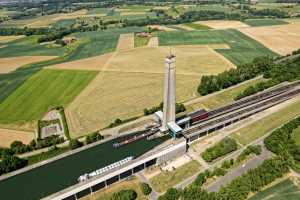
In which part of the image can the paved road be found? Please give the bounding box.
[206,143,272,192]
[136,173,159,200]
[175,134,274,190]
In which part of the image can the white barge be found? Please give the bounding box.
[78,156,134,182]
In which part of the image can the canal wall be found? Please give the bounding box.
[42,138,187,200]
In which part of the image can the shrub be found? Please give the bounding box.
[140,182,152,195]
[10,141,32,154]
[85,132,104,144]
[237,145,262,163]
[69,139,83,150]
[202,138,238,162]
[111,189,137,200]
[158,188,181,200]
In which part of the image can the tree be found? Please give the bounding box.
[140,182,152,195]
[158,188,181,200]
[69,139,83,150]
[85,132,104,144]
[111,189,137,200]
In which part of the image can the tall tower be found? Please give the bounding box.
[161,54,176,131]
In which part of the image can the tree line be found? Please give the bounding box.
[158,156,289,200]
[143,102,186,116]
[199,50,300,96]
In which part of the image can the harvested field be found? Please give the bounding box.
[0,35,24,43]
[66,71,200,137]
[116,33,134,50]
[195,20,249,29]
[0,56,57,74]
[147,37,159,47]
[0,128,35,147]
[148,25,177,32]
[239,22,300,55]
[51,45,233,74]
[50,53,113,71]
[106,45,234,75]
[66,45,234,136]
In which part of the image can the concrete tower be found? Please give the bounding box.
[162,54,176,131]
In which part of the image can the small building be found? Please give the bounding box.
[167,121,182,138]
[62,37,77,45]
[154,111,164,123]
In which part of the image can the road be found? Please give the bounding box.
[206,143,272,192]
[175,133,274,191]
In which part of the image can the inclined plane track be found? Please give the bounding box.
[183,81,300,139]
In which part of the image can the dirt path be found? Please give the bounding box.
[117,33,135,51]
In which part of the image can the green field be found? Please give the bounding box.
[158,29,278,65]
[183,23,212,30]
[244,19,289,27]
[67,27,145,61]
[249,178,300,200]
[52,19,76,29]
[0,69,97,124]
[0,35,65,58]
[231,98,300,145]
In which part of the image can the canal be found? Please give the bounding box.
[0,134,168,200]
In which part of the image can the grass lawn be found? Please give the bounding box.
[27,147,69,165]
[0,69,97,124]
[150,160,201,193]
[249,178,300,200]
[158,29,277,65]
[244,19,289,27]
[231,98,300,145]
[187,77,265,111]
[183,23,212,30]
[82,178,147,200]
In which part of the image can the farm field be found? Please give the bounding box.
[106,45,234,75]
[195,20,249,29]
[0,35,24,43]
[239,22,300,55]
[183,23,212,30]
[0,10,92,28]
[50,53,114,71]
[117,33,134,50]
[158,29,277,65]
[0,56,56,74]
[51,45,234,73]
[148,25,177,32]
[0,128,35,147]
[0,69,97,128]
[231,96,300,145]
[249,178,300,200]
[244,18,288,27]
[0,35,65,58]
[67,27,144,62]
[66,71,200,137]
[61,44,235,136]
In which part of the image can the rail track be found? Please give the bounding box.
[184,84,300,138]
[192,81,300,125]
